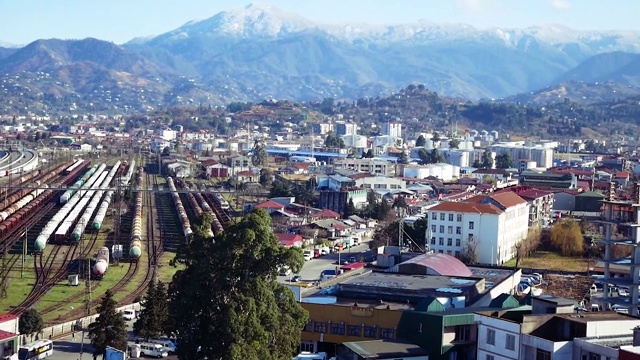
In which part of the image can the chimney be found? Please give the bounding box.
[634,326,640,347]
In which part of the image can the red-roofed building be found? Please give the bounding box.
[236,170,259,183]
[427,191,529,265]
[0,313,19,358]
[313,209,341,220]
[275,233,303,248]
[497,186,555,227]
[255,200,286,214]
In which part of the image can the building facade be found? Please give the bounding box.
[426,192,530,265]
[334,159,395,177]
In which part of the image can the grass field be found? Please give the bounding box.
[503,251,590,272]
[0,254,36,311]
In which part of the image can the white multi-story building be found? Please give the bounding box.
[403,164,460,181]
[333,158,395,176]
[352,174,406,190]
[312,123,333,135]
[426,192,529,265]
[490,142,554,169]
[335,122,358,136]
[383,122,402,138]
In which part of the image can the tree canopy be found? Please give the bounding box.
[168,209,308,359]
[415,135,426,147]
[269,179,293,198]
[495,153,514,169]
[324,131,345,149]
[133,280,170,340]
[89,290,128,356]
[550,219,585,256]
[251,141,268,166]
[19,309,43,340]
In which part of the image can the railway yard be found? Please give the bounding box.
[0,153,233,325]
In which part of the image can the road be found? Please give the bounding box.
[47,318,178,360]
[277,243,375,285]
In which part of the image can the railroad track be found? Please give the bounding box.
[10,242,77,314]
[38,230,101,319]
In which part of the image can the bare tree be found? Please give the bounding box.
[459,236,479,264]
[514,225,542,268]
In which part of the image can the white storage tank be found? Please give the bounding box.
[340,134,368,148]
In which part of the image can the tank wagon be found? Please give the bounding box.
[128,167,144,259]
[92,246,110,278]
[64,159,84,175]
[54,170,108,242]
[59,163,100,204]
[0,163,66,215]
[194,192,221,236]
[167,177,192,238]
[0,169,41,201]
[34,164,106,251]
[184,186,213,238]
[71,161,121,242]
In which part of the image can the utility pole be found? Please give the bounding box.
[79,237,91,360]
[21,226,27,278]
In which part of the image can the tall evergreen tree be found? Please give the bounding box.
[168,209,308,359]
[415,135,426,147]
[133,280,169,340]
[89,290,128,357]
[19,309,43,342]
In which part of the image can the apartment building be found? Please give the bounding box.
[490,142,554,169]
[333,158,395,176]
[426,192,530,265]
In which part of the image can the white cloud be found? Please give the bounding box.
[456,0,484,12]
[550,0,572,11]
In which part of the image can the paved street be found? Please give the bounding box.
[48,319,178,360]
[278,243,375,285]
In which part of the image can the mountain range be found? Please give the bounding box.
[2,3,640,113]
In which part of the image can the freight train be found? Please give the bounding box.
[92,246,109,278]
[128,167,144,259]
[35,164,106,251]
[64,159,84,175]
[71,161,121,242]
[0,161,86,239]
[194,192,222,236]
[182,182,214,238]
[0,169,41,203]
[0,163,67,219]
[59,163,99,204]
[166,177,192,238]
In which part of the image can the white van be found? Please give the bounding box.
[140,343,168,358]
[148,338,177,354]
[121,309,136,320]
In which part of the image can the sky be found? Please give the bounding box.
[0,0,637,45]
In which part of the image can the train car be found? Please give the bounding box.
[71,161,120,241]
[64,158,84,175]
[129,168,144,259]
[0,163,66,211]
[35,164,106,251]
[92,190,113,230]
[167,177,192,238]
[213,193,230,210]
[60,163,101,204]
[92,246,110,278]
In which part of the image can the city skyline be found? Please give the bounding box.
[0,0,638,45]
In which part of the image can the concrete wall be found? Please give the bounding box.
[31,303,142,345]
[471,269,521,307]
[475,314,521,360]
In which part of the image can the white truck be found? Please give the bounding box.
[292,352,333,360]
[303,250,313,261]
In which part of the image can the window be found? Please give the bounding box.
[487,329,495,345]
[455,239,461,246]
[506,334,515,351]
[469,234,474,241]
[431,237,436,245]
[440,213,446,220]
[455,251,460,258]
[364,325,378,338]
[431,225,436,233]
[536,349,551,360]
[303,320,313,332]
[438,250,444,253]
[447,238,453,246]
[439,238,444,245]
[439,225,445,233]
[456,226,461,234]
[447,250,452,255]
[432,213,437,220]
[457,214,462,222]
[486,355,495,360]
[347,325,361,337]
[448,226,453,234]
[314,321,327,333]
[449,214,454,221]
[380,327,395,340]
[469,221,475,230]
[330,322,345,335]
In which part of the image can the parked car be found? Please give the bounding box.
[291,275,302,283]
[121,309,136,321]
